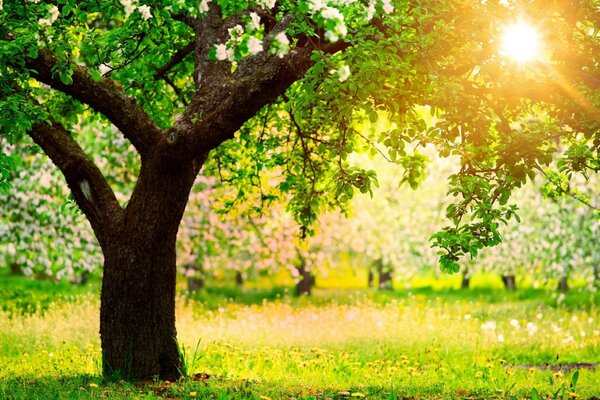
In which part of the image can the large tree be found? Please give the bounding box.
[2,0,599,381]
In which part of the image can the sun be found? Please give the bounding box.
[500,21,541,63]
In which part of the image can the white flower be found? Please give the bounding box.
[199,0,211,14]
[247,12,261,31]
[247,36,263,55]
[257,0,276,9]
[509,319,519,328]
[137,5,152,20]
[321,6,343,20]
[272,31,290,58]
[331,64,350,82]
[526,322,538,336]
[464,314,472,320]
[366,0,376,20]
[120,0,137,17]
[497,334,505,342]
[275,31,289,46]
[381,0,394,14]
[39,5,60,27]
[481,321,496,331]
[215,43,228,61]
[307,0,326,13]
[228,24,244,42]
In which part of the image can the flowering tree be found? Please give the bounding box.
[2,0,600,381]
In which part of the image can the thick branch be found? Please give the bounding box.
[26,50,163,155]
[28,121,123,245]
[165,14,351,163]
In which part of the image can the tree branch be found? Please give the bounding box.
[154,41,195,81]
[27,120,123,245]
[26,50,163,156]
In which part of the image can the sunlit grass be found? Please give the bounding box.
[1,281,599,399]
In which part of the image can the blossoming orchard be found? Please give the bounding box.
[1,0,600,395]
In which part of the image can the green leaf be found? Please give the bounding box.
[91,69,102,82]
[60,71,74,85]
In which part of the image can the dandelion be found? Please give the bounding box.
[464,314,472,320]
[190,392,197,398]
[351,393,366,398]
[526,322,538,336]
[509,319,519,328]
[497,333,505,342]
[475,371,484,378]
[481,321,496,331]
[89,383,99,388]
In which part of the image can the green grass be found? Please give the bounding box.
[1,274,599,399]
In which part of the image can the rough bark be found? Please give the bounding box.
[100,157,199,380]
[501,275,517,291]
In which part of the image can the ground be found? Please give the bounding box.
[1,272,599,399]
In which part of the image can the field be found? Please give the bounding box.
[1,273,599,400]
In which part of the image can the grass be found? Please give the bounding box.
[1,272,599,399]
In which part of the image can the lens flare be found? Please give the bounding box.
[501,21,540,63]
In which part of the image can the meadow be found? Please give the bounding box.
[1,272,599,400]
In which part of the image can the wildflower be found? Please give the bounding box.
[190,392,197,398]
[89,383,99,388]
[137,5,152,20]
[481,321,496,331]
[464,314,472,320]
[510,319,519,328]
[497,333,505,342]
[351,393,366,398]
[526,322,538,336]
[475,371,484,378]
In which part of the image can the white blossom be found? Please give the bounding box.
[331,64,350,82]
[247,36,263,55]
[321,6,343,20]
[366,0,376,20]
[381,0,394,14]
[199,0,211,14]
[247,12,261,31]
[272,32,290,58]
[215,43,228,61]
[256,0,276,9]
[137,5,152,20]
[39,5,60,27]
[120,0,137,17]
[307,0,326,13]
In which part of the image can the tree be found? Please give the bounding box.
[2,0,600,381]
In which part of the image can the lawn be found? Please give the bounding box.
[1,273,599,399]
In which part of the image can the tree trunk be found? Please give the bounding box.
[558,276,569,292]
[9,262,22,276]
[235,271,244,286]
[99,159,199,381]
[461,273,470,289]
[295,255,315,296]
[367,269,374,288]
[501,275,517,291]
[376,259,393,290]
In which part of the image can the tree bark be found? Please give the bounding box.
[295,255,315,296]
[501,275,517,291]
[100,158,199,381]
[9,262,22,276]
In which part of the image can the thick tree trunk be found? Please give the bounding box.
[501,275,517,291]
[558,276,569,292]
[99,158,199,381]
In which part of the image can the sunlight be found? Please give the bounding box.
[500,21,541,63]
